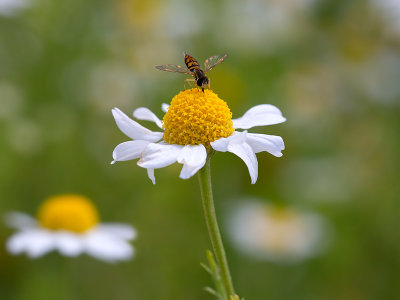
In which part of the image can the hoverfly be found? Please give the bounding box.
[155,52,228,91]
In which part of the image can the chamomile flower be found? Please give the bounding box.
[111,88,286,184]
[227,200,330,263]
[5,194,136,263]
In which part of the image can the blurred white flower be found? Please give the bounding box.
[217,0,314,52]
[227,200,330,263]
[371,0,400,34]
[5,194,136,263]
[6,118,43,156]
[0,81,24,120]
[0,0,30,17]
[278,156,358,203]
[86,61,140,114]
[348,50,400,106]
[161,0,203,38]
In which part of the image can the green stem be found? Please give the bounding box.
[198,156,235,298]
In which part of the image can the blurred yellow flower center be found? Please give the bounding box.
[37,195,99,233]
[162,89,234,147]
[267,207,296,221]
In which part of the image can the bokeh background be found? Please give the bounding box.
[1,0,400,299]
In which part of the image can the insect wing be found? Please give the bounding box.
[155,64,191,74]
[204,54,228,73]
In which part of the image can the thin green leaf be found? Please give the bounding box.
[201,262,212,274]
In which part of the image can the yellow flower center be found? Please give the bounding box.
[37,194,99,233]
[162,89,234,147]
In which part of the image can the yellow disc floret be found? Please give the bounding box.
[37,194,99,233]
[163,89,234,147]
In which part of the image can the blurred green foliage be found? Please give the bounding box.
[1,0,400,299]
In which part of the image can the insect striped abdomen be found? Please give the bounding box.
[184,54,200,72]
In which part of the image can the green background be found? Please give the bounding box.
[1,0,399,299]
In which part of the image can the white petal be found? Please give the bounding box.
[84,230,133,262]
[7,229,55,258]
[211,132,258,184]
[4,212,37,229]
[177,145,207,179]
[112,108,163,142]
[111,140,150,164]
[246,133,285,157]
[137,143,182,169]
[232,104,286,129]
[6,231,34,254]
[147,168,156,184]
[98,224,137,240]
[228,141,258,184]
[211,131,244,152]
[133,107,163,129]
[54,232,84,257]
[161,103,169,113]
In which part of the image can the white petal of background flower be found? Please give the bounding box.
[246,133,285,157]
[7,230,34,254]
[98,224,137,240]
[177,145,207,179]
[4,212,37,229]
[232,104,286,129]
[7,229,55,258]
[85,229,133,262]
[112,140,151,164]
[112,108,163,142]
[54,232,84,257]
[133,107,163,129]
[138,143,182,169]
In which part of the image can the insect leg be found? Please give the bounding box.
[184,78,196,90]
